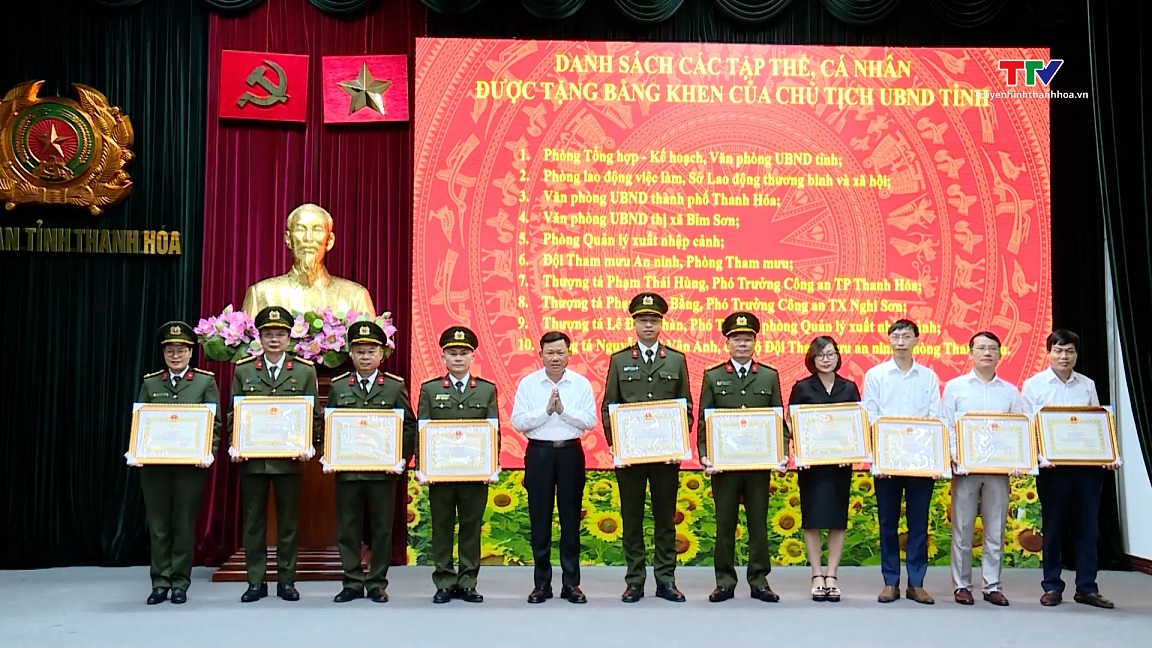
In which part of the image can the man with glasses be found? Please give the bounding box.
[942,332,1024,606]
[863,319,943,605]
[1022,330,1121,609]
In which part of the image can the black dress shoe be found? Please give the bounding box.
[146,587,169,605]
[1074,592,1115,609]
[562,586,587,604]
[656,582,686,602]
[433,588,453,604]
[708,586,735,602]
[369,587,388,603]
[277,583,300,601]
[240,583,267,603]
[333,587,364,603]
[170,588,187,605]
[751,586,780,602]
[527,587,553,604]
[450,586,462,599]
[621,584,644,603]
[459,587,484,603]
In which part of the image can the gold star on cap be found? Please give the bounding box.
[269,310,280,320]
[169,325,182,335]
[454,330,465,340]
[338,63,393,116]
[359,325,370,335]
[642,295,654,305]
[736,316,747,326]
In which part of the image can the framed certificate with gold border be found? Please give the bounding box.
[872,417,950,477]
[232,396,313,458]
[127,403,215,465]
[956,413,1036,474]
[418,420,498,482]
[703,407,785,471]
[1036,407,1118,465]
[608,399,690,465]
[790,403,870,467]
[323,408,404,471]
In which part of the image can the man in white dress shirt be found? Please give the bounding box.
[942,331,1024,607]
[1022,329,1120,609]
[511,331,597,605]
[862,319,943,605]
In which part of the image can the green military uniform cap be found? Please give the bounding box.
[158,321,196,346]
[721,311,761,337]
[254,306,293,330]
[349,321,387,346]
[439,326,478,350]
[628,292,669,318]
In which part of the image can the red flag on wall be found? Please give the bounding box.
[218,50,310,123]
[321,55,409,124]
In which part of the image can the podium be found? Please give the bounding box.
[212,377,406,581]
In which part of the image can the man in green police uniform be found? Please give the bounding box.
[326,321,416,604]
[416,326,499,604]
[601,292,693,603]
[231,305,320,603]
[697,311,788,603]
[132,321,220,605]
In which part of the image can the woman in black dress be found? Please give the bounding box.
[787,336,860,602]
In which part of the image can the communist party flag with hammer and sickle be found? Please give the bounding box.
[218,50,310,122]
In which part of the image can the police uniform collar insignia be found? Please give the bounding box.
[255,359,264,371]
[377,375,385,385]
[725,364,733,373]
[631,348,639,359]
[285,360,293,371]
[442,377,451,388]
[751,364,759,373]
[658,348,666,358]
[184,370,194,381]
[348,375,357,386]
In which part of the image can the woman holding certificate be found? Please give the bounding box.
[131,321,220,606]
[787,336,860,603]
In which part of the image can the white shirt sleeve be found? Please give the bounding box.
[1086,377,1101,407]
[510,377,550,433]
[558,376,598,431]
[862,368,882,420]
[1022,377,1042,417]
[941,380,958,458]
[926,370,943,420]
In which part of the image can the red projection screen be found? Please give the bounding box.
[412,39,1052,469]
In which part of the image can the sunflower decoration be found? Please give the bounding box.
[674,525,700,563]
[971,518,985,548]
[1021,485,1039,505]
[772,507,802,536]
[785,492,802,509]
[407,481,423,500]
[673,504,696,527]
[488,486,520,513]
[406,545,419,564]
[587,510,624,542]
[848,495,866,516]
[678,490,704,513]
[703,486,713,501]
[852,473,874,495]
[588,478,616,501]
[1015,522,1043,557]
[736,523,747,542]
[480,538,511,565]
[777,537,807,565]
[775,479,790,494]
[680,472,705,492]
[926,534,939,559]
[481,521,492,538]
[406,504,421,528]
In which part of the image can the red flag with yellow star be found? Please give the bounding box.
[321,55,408,124]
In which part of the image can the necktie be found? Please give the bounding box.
[172,375,182,388]
[361,378,370,393]
[738,367,747,380]
[269,366,279,381]
[645,350,654,364]
[456,380,465,394]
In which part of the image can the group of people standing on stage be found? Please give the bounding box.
[131,293,1120,611]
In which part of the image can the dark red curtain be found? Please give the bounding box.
[197,0,424,565]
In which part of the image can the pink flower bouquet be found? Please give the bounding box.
[290,308,398,367]
[194,305,261,362]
